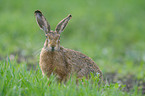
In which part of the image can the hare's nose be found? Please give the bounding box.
[51,44,55,47]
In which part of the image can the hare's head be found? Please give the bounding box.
[34,10,72,51]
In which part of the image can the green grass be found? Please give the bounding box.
[0,59,139,96]
[0,0,145,95]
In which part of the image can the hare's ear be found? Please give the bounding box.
[34,10,50,34]
[55,14,72,34]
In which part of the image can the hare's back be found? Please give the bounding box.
[62,47,102,76]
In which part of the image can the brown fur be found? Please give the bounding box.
[34,10,103,82]
[40,47,102,82]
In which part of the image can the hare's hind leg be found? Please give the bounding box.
[77,68,89,79]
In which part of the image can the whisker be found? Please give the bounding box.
[33,48,42,57]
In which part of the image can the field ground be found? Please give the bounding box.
[0,0,145,95]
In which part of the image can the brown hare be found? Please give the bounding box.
[34,10,103,82]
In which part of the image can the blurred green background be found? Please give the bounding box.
[0,0,145,79]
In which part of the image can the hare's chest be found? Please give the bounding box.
[44,52,66,70]
[52,53,67,69]
[40,50,68,77]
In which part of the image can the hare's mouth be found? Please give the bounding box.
[51,47,55,51]
[49,46,57,52]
